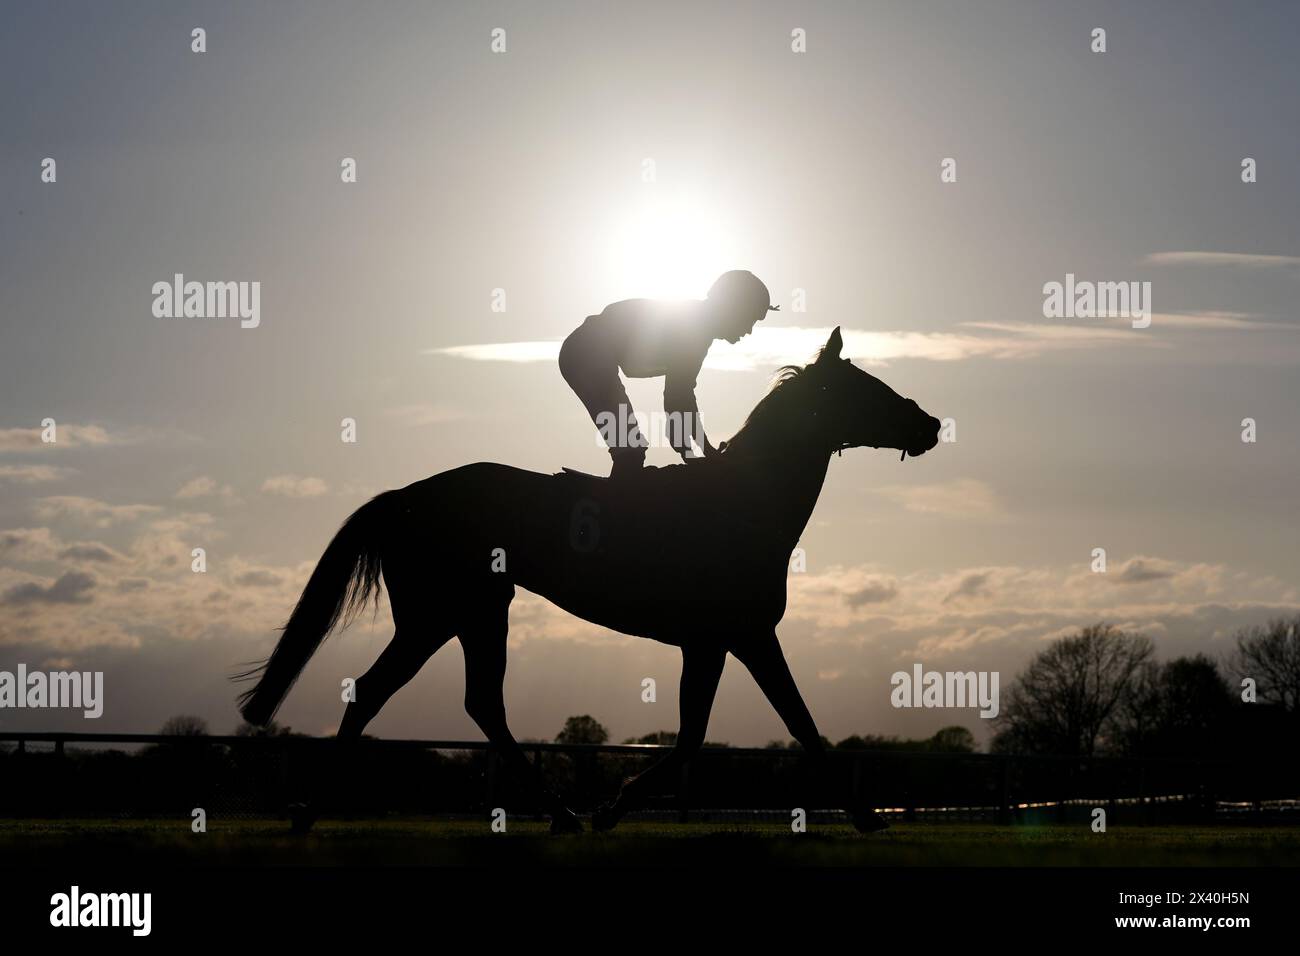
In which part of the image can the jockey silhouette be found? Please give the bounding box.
[559,270,778,477]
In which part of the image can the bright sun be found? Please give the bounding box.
[604,194,738,301]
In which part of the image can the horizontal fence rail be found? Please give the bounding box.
[2,732,1296,825]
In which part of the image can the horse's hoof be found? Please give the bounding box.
[591,803,621,832]
[851,809,890,834]
[287,802,317,835]
[549,808,584,834]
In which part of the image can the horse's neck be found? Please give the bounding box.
[722,381,833,549]
[732,441,831,551]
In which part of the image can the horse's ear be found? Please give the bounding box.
[818,327,843,364]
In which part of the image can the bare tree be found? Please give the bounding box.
[1230,616,1300,712]
[992,624,1153,756]
[1110,654,1233,757]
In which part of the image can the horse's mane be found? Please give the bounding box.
[722,361,815,457]
[735,365,803,428]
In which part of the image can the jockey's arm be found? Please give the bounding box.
[664,354,713,459]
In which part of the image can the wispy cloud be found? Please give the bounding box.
[1144,251,1300,270]
[261,475,329,498]
[175,476,237,501]
[872,478,1002,519]
[382,403,464,427]
[427,322,1155,372]
[33,496,162,528]
[1146,311,1293,330]
[0,423,114,452]
[427,342,565,363]
[0,464,75,484]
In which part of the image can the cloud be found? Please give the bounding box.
[33,496,161,528]
[427,341,564,364]
[1113,557,1178,584]
[0,495,326,651]
[873,478,1002,518]
[0,423,114,452]
[845,579,899,606]
[0,464,75,484]
[1143,251,1300,270]
[382,404,465,427]
[1144,311,1292,330]
[427,322,1156,372]
[175,476,236,500]
[58,543,122,563]
[0,527,61,563]
[943,572,993,604]
[261,475,329,498]
[234,569,283,588]
[777,558,1293,641]
[3,571,96,606]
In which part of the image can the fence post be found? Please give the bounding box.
[532,746,544,822]
[678,762,690,824]
[1055,759,1069,824]
[998,756,1011,825]
[1137,763,1147,826]
[53,736,66,818]
[486,747,498,812]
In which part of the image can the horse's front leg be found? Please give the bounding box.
[592,642,726,831]
[732,632,888,833]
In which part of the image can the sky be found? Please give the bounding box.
[1,1,1298,748]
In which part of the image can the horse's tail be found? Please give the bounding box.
[235,491,399,726]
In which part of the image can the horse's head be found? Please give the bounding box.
[805,327,941,459]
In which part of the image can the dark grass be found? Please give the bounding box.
[3,818,1299,867]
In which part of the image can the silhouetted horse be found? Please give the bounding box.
[237,328,941,832]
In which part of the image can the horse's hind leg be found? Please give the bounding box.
[460,595,583,834]
[288,626,451,834]
[338,628,452,738]
[338,557,453,739]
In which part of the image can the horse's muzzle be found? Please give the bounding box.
[902,416,942,458]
